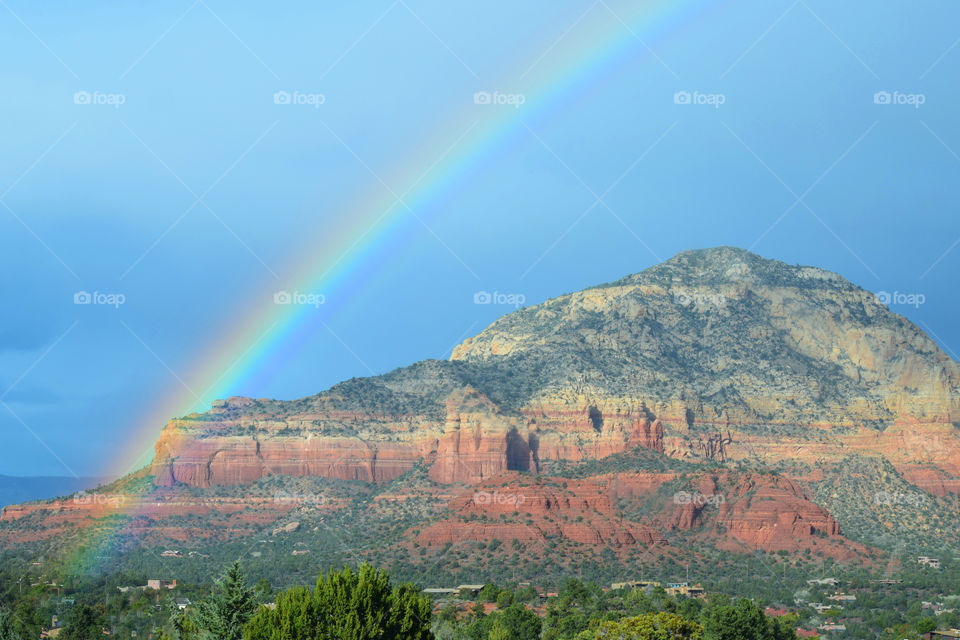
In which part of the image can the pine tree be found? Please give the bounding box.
[244,563,431,640]
[195,561,258,640]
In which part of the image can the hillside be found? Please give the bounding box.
[2,247,958,586]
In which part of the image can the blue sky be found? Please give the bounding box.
[1,0,958,476]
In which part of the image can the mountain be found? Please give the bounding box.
[2,247,958,586]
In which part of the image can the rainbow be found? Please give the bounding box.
[67,0,712,573]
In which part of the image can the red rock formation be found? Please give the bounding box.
[0,490,312,544]
[428,389,528,484]
[413,470,862,560]
[417,476,665,548]
[152,427,428,488]
[896,465,960,496]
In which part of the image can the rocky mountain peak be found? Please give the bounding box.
[451,247,959,425]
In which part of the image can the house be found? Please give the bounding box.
[175,598,191,610]
[119,579,177,593]
[146,579,177,590]
[764,607,792,618]
[810,603,842,613]
[455,585,485,595]
[818,624,846,632]
[422,588,459,595]
[923,631,960,640]
[665,584,705,598]
[291,550,310,556]
[612,581,661,590]
[160,550,183,558]
[795,629,819,638]
[827,593,856,602]
[806,578,839,587]
[919,556,942,569]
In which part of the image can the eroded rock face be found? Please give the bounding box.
[428,388,528,484]
[717,475,841,546]
[417,477,666,548]
[415,471,859,558]
[151,390,671,488]
[152,426,428,488]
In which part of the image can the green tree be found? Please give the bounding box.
[916,618,937,635]
[60,604,106,640]
[594,612,703,640]
[0,609,24,640]
[491,604,540,640]
[700,598,793,640]
[243,564,431,640]
[172,604,200,640]
[195,561,258,640]
[255,579,273,599]
[479,584,500,603]
[515,586,538,603]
